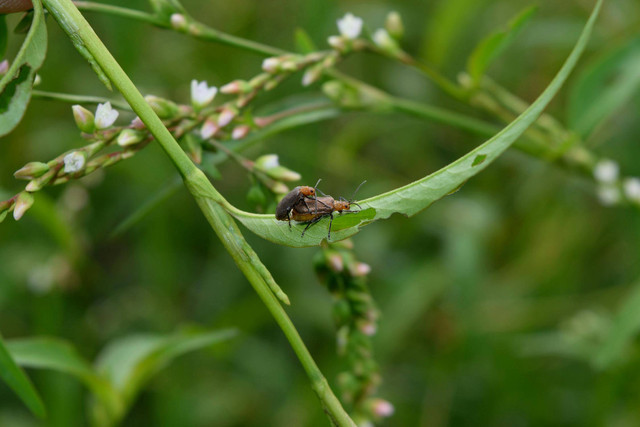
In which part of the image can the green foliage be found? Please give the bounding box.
[0,334,46,419]
[567,36,640,138]
[0,0,46,137]
[467,5,538,84]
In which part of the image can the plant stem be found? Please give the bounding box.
[42,0,354,424]
[32,90,131,110]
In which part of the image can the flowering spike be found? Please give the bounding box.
[94,102,119,129]
[337,13,363,39]
[190,80,218,110]
[13,192,34,221]
[14,162,50,180]
[63,151,87,174]
[72,105,96,133]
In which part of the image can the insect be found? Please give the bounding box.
[290,181,366,240]
[275,179,329,228]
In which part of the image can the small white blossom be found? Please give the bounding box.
[593,159,619,184]
[94,102,119,129]
[191,80,218,110]
[597,185,621,206]
[337,13,363,39]
[63,151,86,174]
[262,57,280,73]
[623,177,640,202]
[256,154,280,169]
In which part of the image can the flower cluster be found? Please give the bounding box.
[327,11,404,56]
[313,240,393,425]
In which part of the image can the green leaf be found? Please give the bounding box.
[0,333,46,419]
[230,0,602,248]
[95,329,237,405]
[6,337,122,417]
[467,5,538,84]
[567,36,640,138]
[0,0,47,137]
[294,28,317,53]
[592,280,640,369]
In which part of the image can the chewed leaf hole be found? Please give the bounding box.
[472,154,487,166]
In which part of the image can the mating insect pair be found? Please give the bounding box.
[275,180,365,240]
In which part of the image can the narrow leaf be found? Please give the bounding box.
[6,337,122,416]
[592,280,640,368]
[294,28,317,53]
[0,333,46,418]
[0,0,47,137]
[95,329,237,404]
[230,0,602,247]
[467,5,537,84]
[567,36,640,138]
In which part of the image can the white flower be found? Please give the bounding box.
[190,80,218,109]
[63,151,86,174]
[262,57,280,73]
[337,13,363,39]
[597,185,620,206]
[623,177,640,202]
[593,159,619,184]
[94,102,119,129]
[373,28,396,50]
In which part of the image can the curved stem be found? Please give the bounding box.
[42,0,355,425]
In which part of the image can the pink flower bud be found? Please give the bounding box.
[72,105,95,133]
[13,192,34,221]
[231,125,251,140]
[200,117,219,139]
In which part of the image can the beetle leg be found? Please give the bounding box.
[301,215,325,237]
[327,212,334,240]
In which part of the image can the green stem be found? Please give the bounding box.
[32,90,131,110]
[43,0,354,425]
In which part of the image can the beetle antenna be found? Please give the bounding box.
[314,178,327,196]
[349,180,367,202]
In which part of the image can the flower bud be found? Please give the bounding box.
[262,57,280,73]
[200,116,219,139]
[231,125,251,140]
[327,252,344,272]
[0,60,9,75]
[145,95,179,119]
[94,102,119,129]
[72,105,96,133]
[593,159,619,184]
[372,28,399,52]
[255,154,280,170]
[350,262,371,277]
[369,398,394,418]
[117,129,145,147]
[385,11,404,39]
[130,116,145,130]
[220,80,251,94]
[13,191,34,221]
[268,181,289,195]
[217,106,237,127]
[328,35,346,51]
[302,64,324,87]
[14,162,50,180]
[170,13,187,31]
[265,166,301,182]
[624,177,640,203]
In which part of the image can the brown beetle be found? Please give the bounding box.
[290,181,365,239]
[275,179,329,228]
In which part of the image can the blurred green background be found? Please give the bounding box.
[2,0,640,425]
